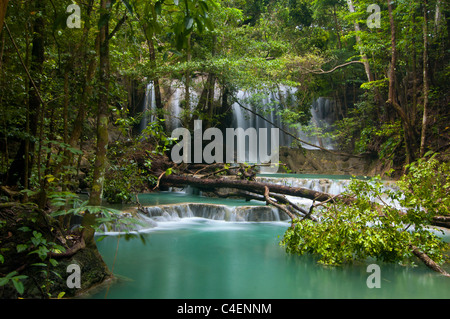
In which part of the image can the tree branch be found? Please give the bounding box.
[108,13,127,41]
[263,186,298,221]
[300,60,365,74]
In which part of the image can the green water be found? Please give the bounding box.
[88,217,450,299]
[136,192,267,207]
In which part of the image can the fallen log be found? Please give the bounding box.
[410,245,450,277]
[160,173,348,203]
[432,216,450,229]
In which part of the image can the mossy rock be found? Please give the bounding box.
[0,202,111,299]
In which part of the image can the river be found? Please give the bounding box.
[85,176,450,299]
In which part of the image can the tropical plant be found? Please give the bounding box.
[281,154,449,270]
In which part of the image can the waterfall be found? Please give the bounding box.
[139,203,288,224]
[139,82,156,132]
[231,89,337,151]
[231,88,294,148]
[141,80,207,133]
[167,83,185,132]
[300,97,337,150]
[141,81,337,150]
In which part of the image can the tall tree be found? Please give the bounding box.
[83,0,111,247]
[0,0,8,33]
[346,0,373,82]
[6,0,44,187]
[386,0,418,164]
[420,0,429,157]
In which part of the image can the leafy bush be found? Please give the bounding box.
[281,153,449,267]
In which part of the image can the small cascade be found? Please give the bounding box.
[131,203,289,231]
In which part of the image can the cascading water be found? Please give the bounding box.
[139,82,156,132]
[300,97,337,150]
[231,90,337,150]
[140,203,288,224]
[99,203,289,234]
[140,80,199,133]
[140,81,337,152]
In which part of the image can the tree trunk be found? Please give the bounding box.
[410,245,450,277]
[207,73,216,121]
[346,0,373,82]
[387,0,416,164]
[56,1,97,186]
[0,0,8,34]
[420,0,429,157]
[411,14,418,128]
[84,0,110,248]
[184,35,192,127]
[6,0,44,187]
[146,36,163,111]
[333,5,342,50]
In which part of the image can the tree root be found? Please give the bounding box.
[47,237,86,259]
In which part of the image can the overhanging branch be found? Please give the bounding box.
[300,60,365,74]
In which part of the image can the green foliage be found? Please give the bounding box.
[281,156,450,267]
[141,119,177,156]
[47,192,146,246]
[0,271,28,295]
[0,205,67,297]
[102,119,175,204]
[397,152,450,217]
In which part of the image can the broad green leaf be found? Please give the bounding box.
[49,258,59,267]
[17,244,28,253]
[185,16,194,31]
[12,279,25,295]
[0,277,7,286]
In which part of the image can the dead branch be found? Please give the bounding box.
[263,186,297,221]
[152,171,166,190]
[300,60,365,74]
